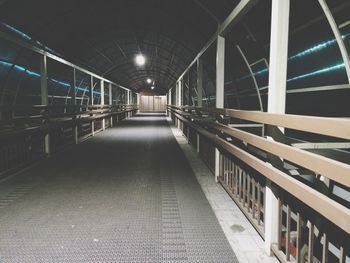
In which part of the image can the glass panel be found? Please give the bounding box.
[201,42,216,107]
[223,0,271,111]
[0,38,41,105]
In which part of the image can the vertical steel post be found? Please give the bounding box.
[72,68,78,144]
[101,80,105,130]
[90,75,95,136]
[40,55,50,156]
[127,90,131,118]
[177,79,183,129]
[196,58,204,153]
[167,89,172,116]
[265,0,290,255]
[90,76,94,105]
[197,58,203,107]
[109,83,113,127]
[137,93,140,114]
[115,87,119,125]
[215,35,225,183]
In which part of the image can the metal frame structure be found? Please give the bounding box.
[168,0,350,260]
[168,104,350,262]
[0,24,139,177]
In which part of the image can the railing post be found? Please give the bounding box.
[137,93,140,114]
[90,75,95,136]
[127,90,130,118]
[72,68,78,144]
[196,58,203,153]
[265,0,290,255]
[215,35,225,183]
[177,79,183,130]
[167,90,172,116]
[197,58,203,107]
[40,55,50,156]
[109,83,113,127]
[101,80,105,130]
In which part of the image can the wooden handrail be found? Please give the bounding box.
[204,121,350,188]
[0,106,138,139]
[168,106,350,234]
[169,105,350,140]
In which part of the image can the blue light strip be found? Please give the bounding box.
[289,39,338,60]
[225,35,349,85]
[287,63,345,82]
[289,34,349,61]
[2,23,32,41]
[2,23,61,56]
[0,59,103,96]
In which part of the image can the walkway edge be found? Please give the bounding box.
[167,117,279,263]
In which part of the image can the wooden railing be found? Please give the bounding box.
[168,105,350,263]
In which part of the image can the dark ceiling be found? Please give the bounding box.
[0,0,239,93]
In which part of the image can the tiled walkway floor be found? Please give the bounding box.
[0,115,237,263]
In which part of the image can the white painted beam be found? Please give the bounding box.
[40,55,50,156]
[265,0,290,256]
[215,36,225,183]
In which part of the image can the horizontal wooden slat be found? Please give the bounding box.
[0,107,138,139]
[205,121,350,188]
[173,105,350,140]
[170,109,350,234]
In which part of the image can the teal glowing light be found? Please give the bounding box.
[2,23,61,56]
[2,23,32,41]
[0,59,103,96]
[289,39,337,60]
[225,35,349,85]
[289,34,349,60]
[0,60,40,77]
[287,63,345,82]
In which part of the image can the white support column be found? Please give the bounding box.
[127,90,131,118]
[196,58,204,154]
[90,76,94,105]
[109,83,113,127]
[137,93,140,114]
[177,79,183,130]
[40,55,50,156]
[197,58,203,107]
[90,76,95,136]
[166,89,170,116]
[178,79,183,106]
[72,68,78,144]
[215,35,225,183]
[265,0,290,255]
[101,80,105,130]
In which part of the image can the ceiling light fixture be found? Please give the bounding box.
[135,54,146,66]
[146,78,152,84]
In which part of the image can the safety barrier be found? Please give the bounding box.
[168,104,350,263]
[0,104,138,177]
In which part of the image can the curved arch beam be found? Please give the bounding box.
[318,0,350,83]
[236,44,263,111]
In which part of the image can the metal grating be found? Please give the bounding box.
[0,116,238,262]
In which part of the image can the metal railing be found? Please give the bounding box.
[0,104,138,177]
[168,104,350,263]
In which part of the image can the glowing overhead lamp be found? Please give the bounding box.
[135,54,146,66]
[146,78,152,84]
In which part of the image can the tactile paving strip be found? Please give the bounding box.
[161,174,188,262]
[0,116,238,262]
